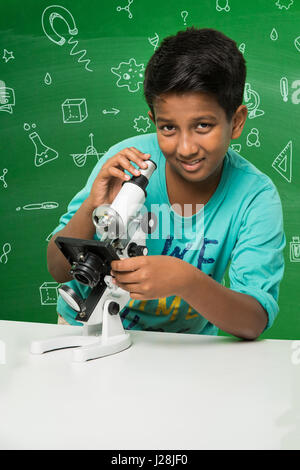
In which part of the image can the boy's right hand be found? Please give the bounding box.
[86,147,151,209]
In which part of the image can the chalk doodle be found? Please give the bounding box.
[275,0,294,10]
[111,58,145,93]
[238,43,246,54]
[16,202,59,211]
[280,77,289,102]
[246,128,261,148]
[40,281,60,305]
[102,107,120,115]
[244,83,265,119]
[0,85,15,113]
[70,133,105,167]
[44,72,52,85]
[46,232,53,242]
[117,0,134,19]
[148,33,159,50]
[290,236,300,262]
[231,144,242,154]
[294,36,300,52]
[180,11,189,25]
[0,169,8,188]
[133,116,151,133]
[41,5,93,72]
[216,0,230,12]
[270,28,279,41]
[62,98,88,123]
[2,49,14,63]
[24,123,58,167]
[272,141,292,183]
[0,243,11,264]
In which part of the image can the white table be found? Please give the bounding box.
[0,320,299,450]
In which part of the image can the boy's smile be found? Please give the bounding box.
[149,92,247,203]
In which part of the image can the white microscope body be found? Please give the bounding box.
[30,160,156,362]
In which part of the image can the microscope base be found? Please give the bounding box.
[30,306,132,362]
[30,329,132,362]
[73,333,131,362]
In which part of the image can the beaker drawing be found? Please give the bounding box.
[29,132,58,167]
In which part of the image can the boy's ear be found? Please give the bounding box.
[231,105,248,139]
[148,110,156,125]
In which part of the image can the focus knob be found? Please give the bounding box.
[127,242,148,257]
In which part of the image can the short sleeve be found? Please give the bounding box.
[229,184,286,331]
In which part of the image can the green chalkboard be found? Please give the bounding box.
[0,0,299,340]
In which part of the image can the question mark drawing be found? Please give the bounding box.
[181,11,188,25]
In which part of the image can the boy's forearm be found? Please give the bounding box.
[47,198,96,282]
[178,264,268,340]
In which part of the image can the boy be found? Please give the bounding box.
[47,27,285,340]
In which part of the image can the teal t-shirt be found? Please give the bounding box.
[52,133,285,334]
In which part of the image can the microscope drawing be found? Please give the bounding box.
[30,160,157,362]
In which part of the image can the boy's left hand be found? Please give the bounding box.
[110,255,190,300]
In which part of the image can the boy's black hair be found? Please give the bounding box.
[144,27,246,121]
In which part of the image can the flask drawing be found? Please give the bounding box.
[29,132,58,167]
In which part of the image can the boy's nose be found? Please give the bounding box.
[177,134,198,159]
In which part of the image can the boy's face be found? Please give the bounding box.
[148,91,247,186]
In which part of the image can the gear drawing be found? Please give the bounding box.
[133,116,151,133]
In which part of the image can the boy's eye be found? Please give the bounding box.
[161,125,175,132]
[197,123,210,129]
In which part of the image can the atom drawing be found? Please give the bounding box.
[111,58,145,93]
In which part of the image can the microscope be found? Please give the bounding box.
[30,159,157,362]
